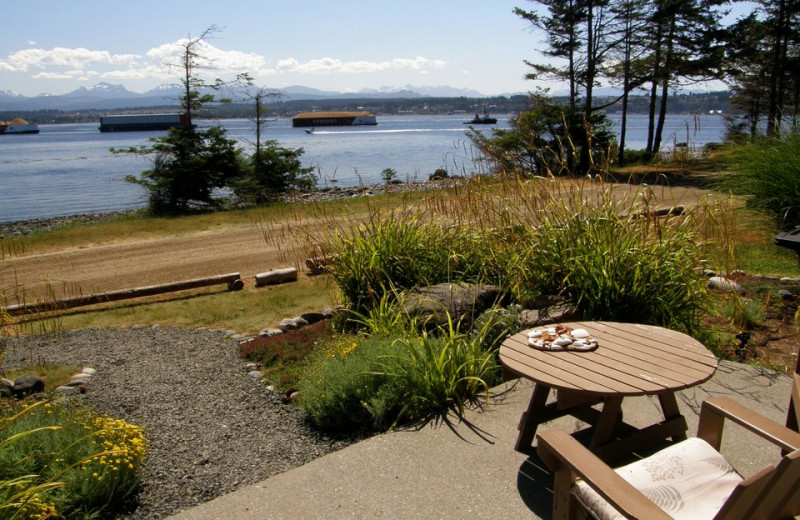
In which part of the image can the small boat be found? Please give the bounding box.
[0,118,39,134]
[463,109,497,125]
[305,127,315,134]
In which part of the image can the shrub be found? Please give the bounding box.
[298,334,403,431]
[371,317,501,426]
[717,133,800,231]
[515,189,707,330]
[0,400,148,519]
[240,320,332,389]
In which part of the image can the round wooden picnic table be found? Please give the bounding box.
[499,321,718,457]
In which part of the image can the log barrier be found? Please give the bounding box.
[4,272,243,316]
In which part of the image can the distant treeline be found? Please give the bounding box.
[1,91,732,126]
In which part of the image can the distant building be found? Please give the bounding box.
[292,111,377,127]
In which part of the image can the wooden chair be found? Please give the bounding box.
[537,373,800,520]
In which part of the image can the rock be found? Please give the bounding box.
[321,307,337,319]
[0,380,12,398]
[244,362,260,371]
[65,380,88,387]
[231,333,251,342]
[403,283,501,328]
[81,367,97,375]
[519,304,579,328]
[12,374,45,398]
[300,312,325,325]
[259,328,284,337]
[54,385,81,396]
[71,373,91,381]
[707,276,745,294]
[247,370,263,379]
[779,289,794,299]
[278,318,300,332]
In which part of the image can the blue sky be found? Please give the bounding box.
[1,1,757,97]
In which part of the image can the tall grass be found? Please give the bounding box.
[320,176,710,332]
[718,133,800,231]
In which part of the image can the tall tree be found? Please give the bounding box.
[119,27,248,215]
[644,0,727,155]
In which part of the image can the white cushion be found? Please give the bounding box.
[573,437,743,520]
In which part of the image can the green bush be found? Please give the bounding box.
[372,317,501,426]
[520,191,706,330]
[718,133,800,231]
[0,400,147,519]
[298,334,403,431]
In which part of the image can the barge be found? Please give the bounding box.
[99,113,189,132]
[292,111,377,128]
[0,118,39,134]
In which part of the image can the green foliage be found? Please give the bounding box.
[232,140,316,204]
[468,95,615,177]
[0,400,147,519]
[380,168,397,184]
[123,126,244,215]
[298,334,402,431]
[371,316,500,426]
[519,190,706,330]
[717,134,800,231]
[240,321,331,389]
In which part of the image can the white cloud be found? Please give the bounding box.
[275,56,447,75]
[5,47,139,72]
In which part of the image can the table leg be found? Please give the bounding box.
[658,393,688,441]
[515,383,551,452]
[589,396,623,448]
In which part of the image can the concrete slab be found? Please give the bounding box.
[168,360,792,520]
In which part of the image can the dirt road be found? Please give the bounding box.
[1,182,715,305]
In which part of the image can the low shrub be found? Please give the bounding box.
[0,400,148,519]
[298,334,403,431]
[240,320,332,389]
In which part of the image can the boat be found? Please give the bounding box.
[463,109,497,125]
[0,118,39,134]
[99,113,189,132]
[305,127,315,134]
[292,111,377,128]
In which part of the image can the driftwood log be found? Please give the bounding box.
[255,267,298,287]
[4,272,243,316]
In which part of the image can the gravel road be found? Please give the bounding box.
[2,326,356,519]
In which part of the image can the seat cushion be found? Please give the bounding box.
[573,437,743,520]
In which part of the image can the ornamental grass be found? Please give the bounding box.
[0,400,148,519]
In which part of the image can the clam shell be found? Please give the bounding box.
[571,328,590,339]
[552,337,573,347]
[527,330,543,339]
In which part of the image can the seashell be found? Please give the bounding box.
[571,328,590,339]
[527,330,543,338]
[571,339,598,352]
[547,328,557,335]
[552,337,573,347]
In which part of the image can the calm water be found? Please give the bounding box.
[0,113,726,223]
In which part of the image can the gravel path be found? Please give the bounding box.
[2,327,357,519]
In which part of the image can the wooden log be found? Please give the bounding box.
[4,272,242,316]
[255,267,298,287]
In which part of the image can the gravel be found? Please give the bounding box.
[2,326,358,519]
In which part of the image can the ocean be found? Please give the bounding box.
[0,113,727,223]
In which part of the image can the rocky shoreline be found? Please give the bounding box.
[0,178,462,238]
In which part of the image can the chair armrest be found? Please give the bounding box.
[537,429,673,520]
[698,396,800,453]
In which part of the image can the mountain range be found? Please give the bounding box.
[0,82,496,111]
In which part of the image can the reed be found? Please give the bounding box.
[717,133,800,231]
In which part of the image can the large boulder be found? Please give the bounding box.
[403,283,501,328]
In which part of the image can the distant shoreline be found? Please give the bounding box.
[0,178,462,238]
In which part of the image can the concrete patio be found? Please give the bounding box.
[168,359,792,520]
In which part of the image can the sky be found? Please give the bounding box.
[1,1,758,98]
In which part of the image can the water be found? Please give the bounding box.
[0,113,726,223]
